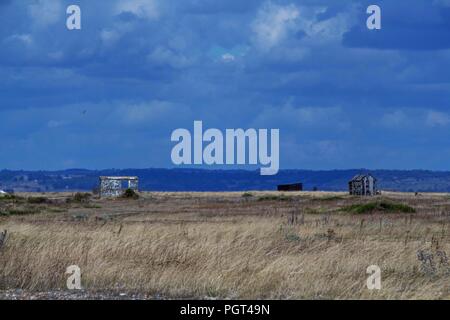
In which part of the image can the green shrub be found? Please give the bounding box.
[285,233,301,242]
[67,193,92,203]
[121,188,139,199]
[341,201,415,214]
[258,195,293,202]
[0,194,21,201]
[313,195,344,201]
[27,196,49,204]
[0,208,40,216]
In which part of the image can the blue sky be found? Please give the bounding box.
[1,0,450,171]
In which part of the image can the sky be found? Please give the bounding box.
[1,0,450,171]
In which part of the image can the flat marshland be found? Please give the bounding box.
[0,191,449,299]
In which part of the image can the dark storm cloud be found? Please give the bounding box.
[0,0,450,170]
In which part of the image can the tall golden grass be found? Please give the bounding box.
[0,191,449,299]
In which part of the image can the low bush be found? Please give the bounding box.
[0,208,40,216]
[312,195,344,201]
[257,195,293,202]
[121,188,139,199]
[341,201,415,214]
[0,194,22,202]
[27,197,49,204]
[67,193,92,203]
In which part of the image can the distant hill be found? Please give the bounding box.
[1,168,450,193]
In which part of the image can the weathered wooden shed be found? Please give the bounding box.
[99,176,139,197]
[349,174,377,196]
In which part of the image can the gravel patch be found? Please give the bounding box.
[0,289,155,300]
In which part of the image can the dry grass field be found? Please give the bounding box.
[0,191,449,300]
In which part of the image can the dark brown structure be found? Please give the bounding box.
[277,183,303,192]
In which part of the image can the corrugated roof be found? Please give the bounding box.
[349,174,376,182]
[99,176,138,180]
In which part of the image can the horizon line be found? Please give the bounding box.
[2,167,450,173]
